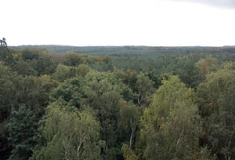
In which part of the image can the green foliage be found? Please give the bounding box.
[119,100,140,149]
[197,66,235,159]
[20,48,39,61]
[11,49,57,76]
[52,63,91,83]
[135,73,155,106]
[196,56,219,81]
[173,54,200,88]
[0,63,19,158]
[2,45,235,159]
[0,62,17,113]
[0,56,58,158]
[63,52,83,66]
[141,75,205,159]
[14,75,57,117]
[8,105,37,160]
[0,44,14,65]
[121,143,139,160]
[50,77,84,108]
[114,70,155,106]
[83,71,123,159]
[35,54,57,75]
[52,64,76,82]
[12,59,38,76]
[76,64,91,77]
[0,44,8,60]
[32,103,103,160]
[114,70,138,90]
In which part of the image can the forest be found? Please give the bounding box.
[1,43,235,160]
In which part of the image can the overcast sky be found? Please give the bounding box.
[1,0,235,46]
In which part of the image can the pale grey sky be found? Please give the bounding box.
[1,0,235,46]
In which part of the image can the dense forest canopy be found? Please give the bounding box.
[1,43,235,160]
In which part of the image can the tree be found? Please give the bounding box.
[76,64,91,77]
[12,59,38,76]
[0,38,14,65]
[135,73,155,107]
[0,63,18,159]
[15,75,57,118]
[114,70,155,106]
[8,105,37,160]
[50,77,84,109]
[52,63,92,83]
[121,143,139,160]
[141,75,210,159]
[52,64,75,82]
[119,100,140,160]
[63,52,83,66]
[83,71,123,159]
[119,100,140,149]
[31,103,103,160]
[196,56,219,81]
[114,70,138,91]
[20,49,39,61]
[35,54,56,75]
[196,65,235,159]
[173,54,200,88]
